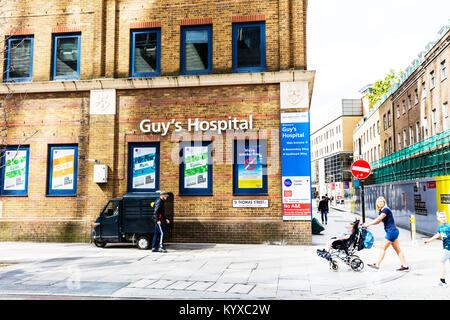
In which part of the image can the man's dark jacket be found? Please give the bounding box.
[318,199,329,212]
[153,198,166,223]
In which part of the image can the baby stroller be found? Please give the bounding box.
[317,220,366,272]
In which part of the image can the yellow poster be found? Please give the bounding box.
[51,149,75,190]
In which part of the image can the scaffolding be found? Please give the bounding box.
[371,130,450,184]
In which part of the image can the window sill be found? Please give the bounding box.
[4,78,32,83]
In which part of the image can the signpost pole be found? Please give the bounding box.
[361,179,365,223]
[350,159,371,224]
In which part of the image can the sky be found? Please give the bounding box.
[307,0,450,133]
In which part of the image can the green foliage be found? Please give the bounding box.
[366,69,403,107]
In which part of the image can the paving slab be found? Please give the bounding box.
[186,281,215,291]
[205,282,234,293]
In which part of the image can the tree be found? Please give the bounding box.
[0,1,38,177]
[365,69,403,107]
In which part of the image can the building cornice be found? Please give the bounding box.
[0,70,316,109]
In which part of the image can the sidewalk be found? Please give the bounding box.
[0,208,448,300]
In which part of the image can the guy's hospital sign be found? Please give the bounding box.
[140,116,253,136]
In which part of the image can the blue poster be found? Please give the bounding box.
[132,147,156,189]
[280,112,312,221]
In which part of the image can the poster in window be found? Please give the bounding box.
[237,144,263,189]
[51,148,75,190]
[3,150,27,191]
[132,147,156,189]
[184,146,208,189]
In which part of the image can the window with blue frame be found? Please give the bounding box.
[130,29,161,77]
[47,145,78,196]
[0,146,30,196]
[232,22,265,73]
[179,141,213,196]
[233,139,268,195]
[128,143,160,192]
[5,36,33,82]
[180,25,212,75]
[52,33,81,80]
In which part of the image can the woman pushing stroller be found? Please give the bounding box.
[362,196,409,271]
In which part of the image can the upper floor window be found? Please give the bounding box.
[414,88,419,104]
[52,33,81,80]
[130,29,161,77]
[443,102,449,131]
[5,36,34,82]
[422,81,426,99]
[180,25,212,75]
[387,110,392,127]
[232,22,266,73]
[430,71,435,89]
[402,100,406,114]
[431,109,437,135]
[409,126,414,145]
[407,94,412,109]
[416,121,421,142]
[441,60,447,81]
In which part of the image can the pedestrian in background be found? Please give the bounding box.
[152,192,171,253]
[362,196,409,271]
[318,196,329,225]
[424,211,450,287]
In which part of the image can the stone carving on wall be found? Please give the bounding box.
[90,89,116,115]
[280,81,309,109]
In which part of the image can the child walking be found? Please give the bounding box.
[424,211,450,287]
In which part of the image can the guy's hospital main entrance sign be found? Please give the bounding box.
[280,112,312,221]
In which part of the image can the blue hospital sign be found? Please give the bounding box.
[280,112,312,221]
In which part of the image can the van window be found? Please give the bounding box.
[104,201,119,217]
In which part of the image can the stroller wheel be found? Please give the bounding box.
[329,259,339,271]
[350,256,364,272]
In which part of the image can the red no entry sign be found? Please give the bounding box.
[351,160,371,179]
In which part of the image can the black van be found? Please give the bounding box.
[91,192,174,250]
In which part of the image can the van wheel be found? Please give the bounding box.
[94,240,107,248]
[137,236,150,250]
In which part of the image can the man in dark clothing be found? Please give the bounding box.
[318,196,329,225]
[152,192,171,253]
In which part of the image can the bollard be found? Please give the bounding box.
[410,214,417,246]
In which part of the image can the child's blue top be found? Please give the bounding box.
[437,223,450,250]
[379,207,397,232]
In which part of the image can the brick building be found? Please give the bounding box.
[0,0,315,244]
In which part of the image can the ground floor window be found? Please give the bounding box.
[1,146,30,196]
[179,141,212,196]
[47,145,78,196]
[128,143,160,192]
[233,139,267,195]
